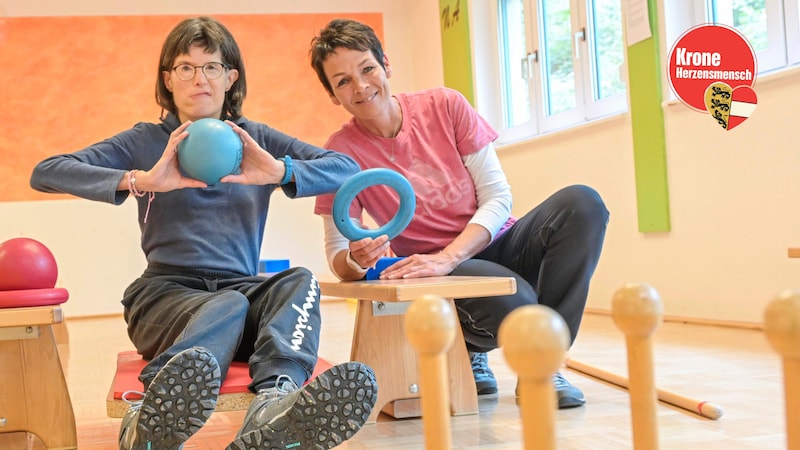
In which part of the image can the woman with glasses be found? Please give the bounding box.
[31,16,377,450]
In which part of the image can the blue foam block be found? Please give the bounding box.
[366,257,405,280]
[259,259,291,275]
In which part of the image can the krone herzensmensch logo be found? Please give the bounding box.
[667,24,757,131]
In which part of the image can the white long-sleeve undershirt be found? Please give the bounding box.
[322,141,512,277]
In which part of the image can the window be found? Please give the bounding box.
[495,0,627,143]
[694,0,800,73]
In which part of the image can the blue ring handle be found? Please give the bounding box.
[332,168,416,241]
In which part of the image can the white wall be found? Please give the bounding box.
[497,68,800,325]
[480,0,800,325]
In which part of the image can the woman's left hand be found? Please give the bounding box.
[220,120,285,185]
[379,251,459,280]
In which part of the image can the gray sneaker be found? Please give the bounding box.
[514,371,586,409]
[118,347,221,450]
[469,351,498,395]
[552,371,585,408]
[226,361,378,450]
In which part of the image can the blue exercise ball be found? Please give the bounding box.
[177,118,243,185]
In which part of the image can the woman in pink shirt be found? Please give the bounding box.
[310,18,609,407]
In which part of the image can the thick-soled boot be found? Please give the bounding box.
[227,361,378,450]
[118,347,220,450]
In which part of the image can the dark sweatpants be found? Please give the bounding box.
[453,184,609,352]
[121,265,320,393]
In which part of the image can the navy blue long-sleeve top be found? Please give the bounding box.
[30,113,359,276]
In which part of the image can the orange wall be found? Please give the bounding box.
[0,13,381,202]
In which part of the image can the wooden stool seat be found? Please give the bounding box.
[319,276,517,423]
[0,302,76,449]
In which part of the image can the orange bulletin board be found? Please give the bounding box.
[0,13,382,202]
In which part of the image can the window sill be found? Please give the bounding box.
[495,112,628,152]
[494,62,799,149]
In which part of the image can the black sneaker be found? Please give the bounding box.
[469,351,498,395]
[118,347,221,450]
[226,361,378,450]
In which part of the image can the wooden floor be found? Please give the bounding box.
[2,299,789,449]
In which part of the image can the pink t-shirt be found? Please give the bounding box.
[315,87,501,256]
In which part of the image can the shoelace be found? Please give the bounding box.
[470,352,492,376]
[120,390,152,450]
[275,374,299,393]
[121,390,145,409]
[257,374,299,398]
[552,372,570,390]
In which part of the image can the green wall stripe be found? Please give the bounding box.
[627,0,671,232]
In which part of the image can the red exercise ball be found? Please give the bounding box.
[0,237,59,291]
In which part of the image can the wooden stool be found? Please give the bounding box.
[319,276,517,423]
[0,288,76,449]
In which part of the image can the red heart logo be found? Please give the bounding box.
[727,85,757,131]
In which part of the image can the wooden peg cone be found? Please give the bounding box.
[612,283,664,450]
[499,304,570,450]
[405,294,457,450]
[764,290,800,450]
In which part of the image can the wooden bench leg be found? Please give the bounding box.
[0,324,77,449]
[350,298,478,423]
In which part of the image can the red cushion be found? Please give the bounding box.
[112,350,335,399]
[0,287,69,308]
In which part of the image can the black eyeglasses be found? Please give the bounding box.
[171,62,228,81]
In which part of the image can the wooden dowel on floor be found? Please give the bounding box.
[612,283,663,450]
[763,290,800,450]
[405,294,456,450]
[565,358,724,420]
[499,305,570,450]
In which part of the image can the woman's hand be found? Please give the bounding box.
[131,121,209,192]
[379,224,489,279]
[348,235,391,269]
[220,120,284,185]
[379,251,459,280]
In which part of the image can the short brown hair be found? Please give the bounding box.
[309,19,385,96]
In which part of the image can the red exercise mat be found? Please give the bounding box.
[111,350,334,399]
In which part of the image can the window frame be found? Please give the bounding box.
[488,0,628,145]
[472,0,799,147]
[691,0,799,73]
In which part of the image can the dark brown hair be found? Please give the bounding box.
[309,19,385,96]
[155,17,247,119]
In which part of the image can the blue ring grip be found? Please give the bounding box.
[332,168,416,241]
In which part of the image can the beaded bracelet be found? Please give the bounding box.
[128,170,155,223]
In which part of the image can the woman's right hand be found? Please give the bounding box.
[348,235,391,269]
[132,121,209,192]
